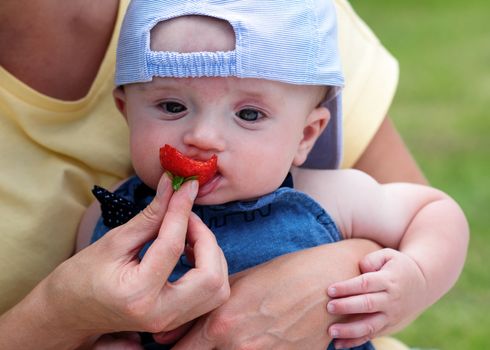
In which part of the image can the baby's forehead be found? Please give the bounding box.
[150,15,236,53]
[133,75,326,107]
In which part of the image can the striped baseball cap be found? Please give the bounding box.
[115,0,344,168]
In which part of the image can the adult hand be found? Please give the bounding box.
[81,332,143,350]
[0,174,229,349]
[326,248,427,348]
[172,239,380,350]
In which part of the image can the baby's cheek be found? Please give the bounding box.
[238,155,289,194]
[131,148,162,190]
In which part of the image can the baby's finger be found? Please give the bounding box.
[333,337,372,350]
[93,333,143,350]
[327,291,389,315]
[359,248,397,273]
[329,313,387,341]
[153,322,195,344]
[327,271,387,298]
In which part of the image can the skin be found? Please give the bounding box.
[294,168,468,348]
[94,16,468,350]
[117,76,327,205]
[0,1,438,349]
[0,176,231,349]
[109,74,467,350]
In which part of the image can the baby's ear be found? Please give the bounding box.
[112,87,127,119]
[293,106,330,166]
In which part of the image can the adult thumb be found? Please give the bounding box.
[113,174,174,248]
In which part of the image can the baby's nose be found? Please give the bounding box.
[182,117,226,153]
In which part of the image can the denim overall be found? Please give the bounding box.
[92,176,375,350]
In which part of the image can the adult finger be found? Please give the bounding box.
[161,213,230,328]
[139,180,198,285]
[171,317,215,350]
[174,213,228,292]
[102,173,174,257]
[188,212,228,278]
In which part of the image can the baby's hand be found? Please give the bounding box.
[326,248,427,349]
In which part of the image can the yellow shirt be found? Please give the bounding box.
[0,1,132,313]
[0,0,398,313]
[336,0,399,167]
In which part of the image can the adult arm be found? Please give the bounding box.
[171,239,381,349]
[0,176,229,350]
[352,116,428,185]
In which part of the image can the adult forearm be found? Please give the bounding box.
[172,239,382,349]
[0,277,91,350]
[353,117,428,185]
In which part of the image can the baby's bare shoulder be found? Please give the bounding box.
[293,168,375,198]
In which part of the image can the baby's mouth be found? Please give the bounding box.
[196,172,222,198]
[159,144,218,190]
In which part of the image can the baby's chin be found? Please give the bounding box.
[194,190,264,206]
[193,193,236,206]
[135,169,162,192]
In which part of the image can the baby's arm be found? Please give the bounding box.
[295,168,469,348]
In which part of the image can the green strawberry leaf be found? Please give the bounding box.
[172,176,185,191]
[165,171,198,191]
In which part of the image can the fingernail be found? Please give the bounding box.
[187,180,198,199]
[328,287,337,296]
[330,328,339,338]
[157,173,171,196]
[327,302,335,313]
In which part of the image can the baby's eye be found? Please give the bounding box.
[236,108,263,122]
[160,101,187,114]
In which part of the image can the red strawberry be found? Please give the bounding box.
[159,144,218,190]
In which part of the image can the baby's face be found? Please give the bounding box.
[121,76,325,205]
[117,15,327,204]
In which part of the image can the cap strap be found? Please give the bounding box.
[146,50,237,78]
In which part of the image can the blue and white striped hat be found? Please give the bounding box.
[116,0,344,169]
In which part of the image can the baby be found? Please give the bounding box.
[78,1,469,349]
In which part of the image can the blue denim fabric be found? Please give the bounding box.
[92,176,375,350]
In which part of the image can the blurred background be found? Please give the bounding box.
[350,0,490,349]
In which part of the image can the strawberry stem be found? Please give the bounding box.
[172,176,185,191]
[165,171,198,191]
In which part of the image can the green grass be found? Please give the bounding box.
[350,0,490,348]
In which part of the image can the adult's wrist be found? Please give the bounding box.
[0,269,93,349]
